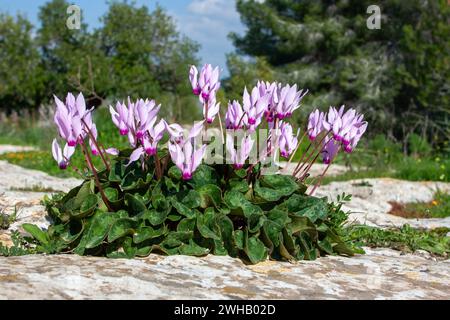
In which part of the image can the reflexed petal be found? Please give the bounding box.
[192,144,206,172]
[63,144,75,160]
[188,120,205,140]
[183,141,193,165]
[128,147,145,165]
[105,148,119,156]
[52,139,62,163]
[76,92,86,116]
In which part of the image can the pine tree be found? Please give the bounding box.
[229,0,449,146]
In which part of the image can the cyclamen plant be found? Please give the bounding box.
[34,63,368,263]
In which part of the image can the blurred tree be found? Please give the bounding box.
[229,0,450,147]
[0,14,45,111]
[36,0,199,108]
[98,2,200,99]
[223,54,275,102]
[37,0,108,105]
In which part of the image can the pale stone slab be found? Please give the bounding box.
[0,248,448,300]
[314,178,450,229]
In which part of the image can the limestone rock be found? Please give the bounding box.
[0,145,36,155]
[315,178,450,229]
[0,160,81,247]
[281,162,349,177]
[0,160,81,194]
[0,248,448,299]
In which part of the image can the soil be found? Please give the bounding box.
[388,201,432,219]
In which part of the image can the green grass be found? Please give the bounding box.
[0,150,89,178]
[0,109,448,184]
[0,207,17,230]
[346,224,449,257]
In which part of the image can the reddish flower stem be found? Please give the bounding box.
[237,111,247,128]
[309,162,332,196]
[292,143,312,176]
[154,151,162,179]
[293,131,330,177]
[80,141,113,212]
[217,110,225,144]
[81,119,110,171]
[203,101,209,141]
[297,151,321,182]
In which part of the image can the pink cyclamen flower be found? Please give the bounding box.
[204,98,220,124]
[52,139,75,170]
[242,86,270,132]
[128,119,166,165]
[307,109,325,141]
[322,105,345,139]
[134,98,160,140]
[343,121,368,153]
[146,119,166,155]
[257,81,279,122]
[163,121,185,144]
[278,122,299,159]
[226,133,254,169]
[321,137,341,164]
[110,97,161,148]
[189,65,201,95]
[110,101,132,136]
[189,64,220,102]
[274,84,308,119]
[169,140,207,180]
[322,105,367,149]
[54,93,89,147]
[198,64,220,102]
[54,92,98,157]
[225,100,245,130]
[105,148,119,156]
[331,107,357,142]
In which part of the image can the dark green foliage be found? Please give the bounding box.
[97,2,199,100]
[21,155,355,264]
[0,14,45,111]
[229,0,450,147]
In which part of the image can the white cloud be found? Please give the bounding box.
[170,0,245,76]
[187,0,240,21]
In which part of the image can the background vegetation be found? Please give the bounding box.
[0,0,448,182]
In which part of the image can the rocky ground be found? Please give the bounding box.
[1,248,448,299]
[0,146,448,299]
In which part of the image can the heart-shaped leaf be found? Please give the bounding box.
[108,218,137,242]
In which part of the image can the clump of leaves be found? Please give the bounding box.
[19,153,356,264]
[0,207,17,230]
[0,230,34,257]
[346,224,449,257]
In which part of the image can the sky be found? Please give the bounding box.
[0,0,247,77]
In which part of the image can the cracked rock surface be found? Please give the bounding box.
[0,248,448,299]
